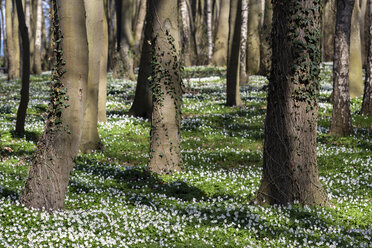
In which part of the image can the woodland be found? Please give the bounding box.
[0,0,371,247]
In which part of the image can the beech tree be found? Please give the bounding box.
[147,0,183,174]
[211,0,230,66]
[6,0,20,80]
[330,0,354,136]
[21,0,89,210]
[255,0,327,206]
[247,0,261,75]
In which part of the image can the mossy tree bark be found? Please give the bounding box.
[259,0,272,76]
[6,0,20,80]
[113,0,135,80]
[361,0,372,116]
[21,0,89,210]
[147,0,182,174]
[349,0,364,97]
[322,0,336,62]
[255,0,328,206]
[211,0,229,66]
[226,0,242,106]
[330,0,354,136]
[247,0,261,75]
[15,0,30,137]
[128,2,153,119]
[80,0,105,153]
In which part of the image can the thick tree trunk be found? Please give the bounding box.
[128,3,153,119]
[15,0,30,137]
[259,0,272,76]
[255,0,327,206]
[113,0,135,80]
[240,0,249,85]
[322,0,336,62]
[226,0,242,106]
[148,0,182,174]
[361,0,372,116]
[21,0,89,210]
[330,0,354,136]
[211,0,229,66]
[80,0,105,153]
[247,0,261,75]
[32,0,42,74]
[349,0,364,97]
[98,0,109,123]
[6,0,20,80]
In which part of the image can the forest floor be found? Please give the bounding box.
[0,65,371,247]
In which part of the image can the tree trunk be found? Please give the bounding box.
[128,2,153,119]
[255,0,327,206]
[6,0,20,80]
[206,0,212,63]
[107,0,117,70]
[259,0,272,76]
[361,0,372,116]
[349,0,364,97]
[226,0,242,106]
[98,0,109,123]
[180,0,193,66]
[148,0,182,174]
[211,0,229,66]
[112,0,135,80]
[21,0,89,210]
[322,0,336,62]
[32,0,42,74]
[133,0,146,59]
[80,0,105,153]
[330,0,354,137]
[15,0,30,137]
[247,0,261,75]
[240,0,249,85]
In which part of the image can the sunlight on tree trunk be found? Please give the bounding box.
[6,0,20,80]
[211,0,229,66]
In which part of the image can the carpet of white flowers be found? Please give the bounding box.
[0,65,371,247]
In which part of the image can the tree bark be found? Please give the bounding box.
[180,0,193,66]
[112,0,135,80]
[226,0,242,106]
[107,0,117,70]
[259,0,272,76]
[206,0,212,63]
[148,0,182,174]
[80,0,105,153]
[21,0,89,210]
[247,0,261,75]
[255,0,327,206]
[211,0,229,66]
[330,0,354,136]
[6,0,20,80]
[349,0,364,97]
[128,2,153,119]
[361,0,372,116]
[32,0,42,74]
[15,0,30,137]
[322,0,336,62]
[240,0,249,85]
[133,0,147,63]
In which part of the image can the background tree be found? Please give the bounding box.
[330,0,354,136]
[247,0,261,75]
[14,0,30,137]
[361,0,371,116]
[322,0,336,62]
[259,0,272,76]
[226,0,242,106]
[255,0,327,206]
[211,0,229,66]
[180,0,194,66]
[33,0,42,74]
[21,0,89,210]
[6,0,20,80]
[239,0,249,85]
[147,0,183,174]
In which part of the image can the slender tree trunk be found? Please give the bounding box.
[113,0,135,80]
[128,2,152,119]
[107,0,117,70]
[226,0,242,106]
[98,0,109,123]
[322,0,336,62]
[21,0,89,210]
[180,0,193,66]
[247,0,261,75]
[349,0,364,97]
[361,0,372,115]
[80,0,105,153]
[15,0,30,137]
[211,0,229,66]
[133,0,146,60]
[255,0,327,206]
[240,0,248,85]
[330,0,354,136]
[41,6,49,71]
[206,0,212,63]
[259,0,272,76]
[6,0,20,80]
[148,0,182,174]
[32,0,42,74]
